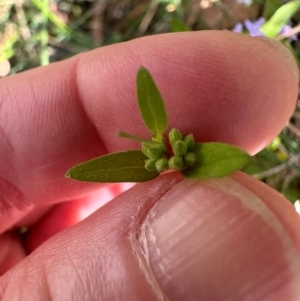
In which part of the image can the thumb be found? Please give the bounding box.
[1,173,300,301]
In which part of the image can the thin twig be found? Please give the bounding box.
[138,1,159,35]
[287,122,300,138]
[15,0,31,40]
[89,0,107,44]
[252,153,300,180]
[281,169,298,193]
[275,24,300,41]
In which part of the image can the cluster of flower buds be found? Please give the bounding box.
[168,128,197,170]
[143,128,197,173]
[142,143,169,173]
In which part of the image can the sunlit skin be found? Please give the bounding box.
[0,31,300,300]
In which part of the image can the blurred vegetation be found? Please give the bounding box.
[1,0,300,205]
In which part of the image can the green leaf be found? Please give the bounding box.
[66,150,159,183]
[263,0,282,20]
[136,67,168,142]
[118,131,159,145]
[260,0,300,37]
[181,142,251,179]
[170,19,191,32]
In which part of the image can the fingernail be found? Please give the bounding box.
[139,178,300,301]
[257,37,299,77]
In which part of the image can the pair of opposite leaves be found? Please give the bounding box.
[66,67,251,183]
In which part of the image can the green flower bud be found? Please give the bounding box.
[169,128,182,147]
[172,140,187,157]
[144,159,157,171]
[155,158,169,173]
[142,144,163,160]
[148,145,164,160]
[183,134,195,151]
[169,156,184,170]
[183,152,197,166]
[142,144,151,157]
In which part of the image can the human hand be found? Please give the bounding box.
[0,31,299,301]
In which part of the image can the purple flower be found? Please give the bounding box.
[244,17,265,36]
[232,17,298,41]
[280,25,297,41]
[232,18,265,36]
[232,22,243,33]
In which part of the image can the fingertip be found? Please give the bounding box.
[77,31,299,155]
[255,37,299,79]
[135,173,300,301]
[231,171,300,252]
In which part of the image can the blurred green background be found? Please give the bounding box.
[1,0,300,206]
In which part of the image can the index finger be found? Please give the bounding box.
[0,31,298,225]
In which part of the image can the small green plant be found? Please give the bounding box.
[66,67,251,183]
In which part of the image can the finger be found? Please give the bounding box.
[1,172,300,301]
[24,183,134,252]
[0,32,298,233]
[0,233,25,276]
[0,184,133,275]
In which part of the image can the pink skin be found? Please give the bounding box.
[0,31,300,300]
